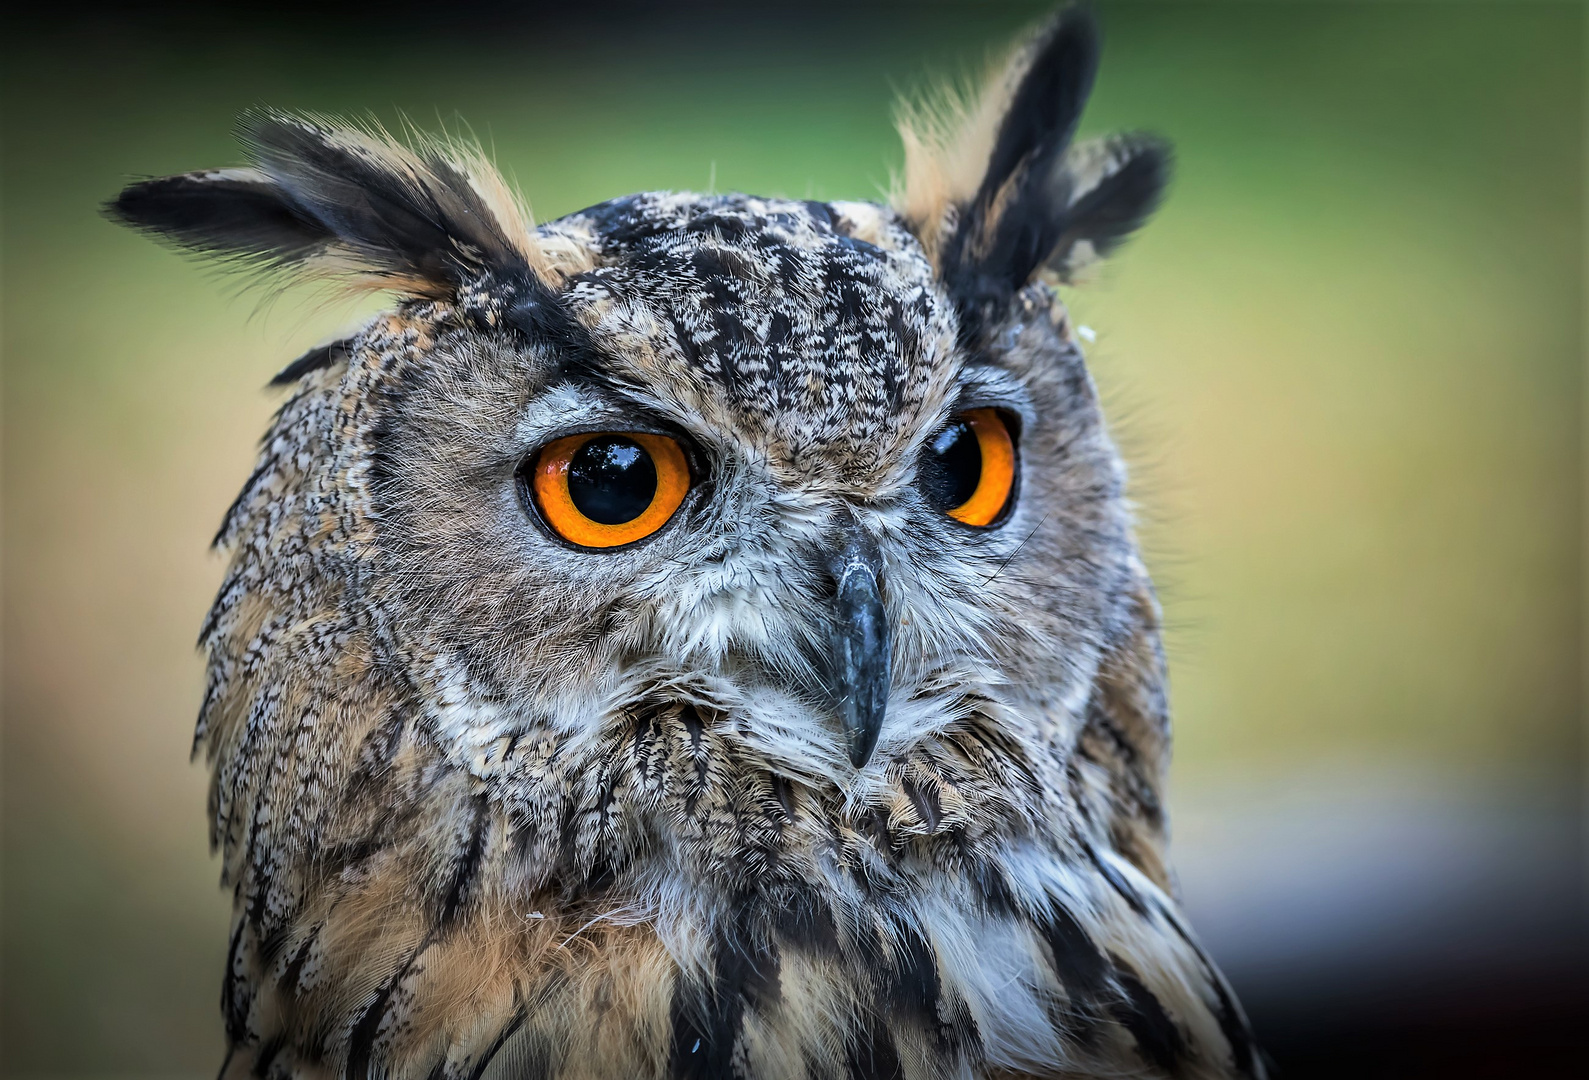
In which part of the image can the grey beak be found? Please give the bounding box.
[826,535,890,768]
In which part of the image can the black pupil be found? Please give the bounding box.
[567,436,658,525]
[921,419,982,512]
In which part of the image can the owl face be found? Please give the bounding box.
[110,5,1169,877]
[354,189,1123,797]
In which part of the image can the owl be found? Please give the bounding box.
[109,8,1262,1080]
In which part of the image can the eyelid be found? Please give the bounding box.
[516,383,703,458]
[951,366,1033,424]
[950,393,1028,429]
[520,412,706,477]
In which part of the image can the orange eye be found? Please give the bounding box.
[529,432,691,548]
[920,408,1017,527]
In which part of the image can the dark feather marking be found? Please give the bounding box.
[692,244,756,284]
[270,339,350,386]
[1111,962,1187,1073]
[667,974,732,1078]
[763,310,793,397]
[845,1013,905,1080]
[879,302,907,406]
[1087,844,1150,918]
[712,310,749,393]
[881,917,978,1057]
[438,794,491,924]
[668,912,780,1079]
[193,681,220,755]
[212,457,279,548]
[222,918,250,1042]
[902,775,942,832]
[969,860,1020,917]
[319,835,386,882]
[1036,903,1110,1000]
[679,704,711,792]
[251,1035,287,1078]
[501,278,599,363]
[886,920,942,1028]
[107,108,556,315]
[1053,136,1172,265]
[105,169,331,266]
[771,887,840,956]
[768,772,797,822]
[281,928,320,995]
[976,12,1096,217]
[579,192,678,247]
[942,7,1098,335]
[1209,972,1260,1077]
[256,918,294,969]
[801,200,837,229]
[936,8,1168,345]
[685,213,749,241]
[364,412,403,500]
[1163,917,1260,1076]
[465,1003,531,1080]
[1083,701,1165,829]
[345,937,433,1080]
[242,800,275,928]
[245,115,527,282]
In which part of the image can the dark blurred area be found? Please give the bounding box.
[3,2,1583,1078]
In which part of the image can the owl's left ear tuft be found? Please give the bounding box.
[894,6,1170,334]
[107,112,570,300]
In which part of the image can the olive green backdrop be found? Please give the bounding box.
[3,2,1582,1075]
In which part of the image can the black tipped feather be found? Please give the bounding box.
[940,6,1170,337]
[105,112,536,296]
[1036,903,1111,1000]
[942,7,1099,325]
[980,11,1098,203]
[108,168,332,265]
[270,340,351,386]
[1052,134,1172,273]
[1112,966,1187,1072]
[238,113,530,287]
[668,912,780,1080]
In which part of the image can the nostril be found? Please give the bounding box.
[815,563,841,604]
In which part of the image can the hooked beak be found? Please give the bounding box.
[826,535,890,768]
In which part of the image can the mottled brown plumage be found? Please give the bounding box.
[110,8,1261,1079]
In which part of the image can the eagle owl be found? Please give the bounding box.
[110,8,1262,1080]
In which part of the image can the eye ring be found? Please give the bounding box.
[950,409,1017,526]
[529,431,691,548]
[920,408,1018,527]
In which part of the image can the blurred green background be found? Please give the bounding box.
[2,2,1582,1076]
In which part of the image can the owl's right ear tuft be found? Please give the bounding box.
[107,112,569,299]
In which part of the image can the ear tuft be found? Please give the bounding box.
[1048,132,1172,283]
[893,6,1170,335]
[108,167,332,266]
[107,113,567,298]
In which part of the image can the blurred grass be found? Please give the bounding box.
[2,2,1581,1073]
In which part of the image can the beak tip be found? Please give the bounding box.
[848,723,882,768]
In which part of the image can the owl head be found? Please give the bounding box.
[99,10,1252,1079]
[110,4,1169,926]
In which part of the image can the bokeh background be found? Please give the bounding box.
[2,1,1582,1076]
